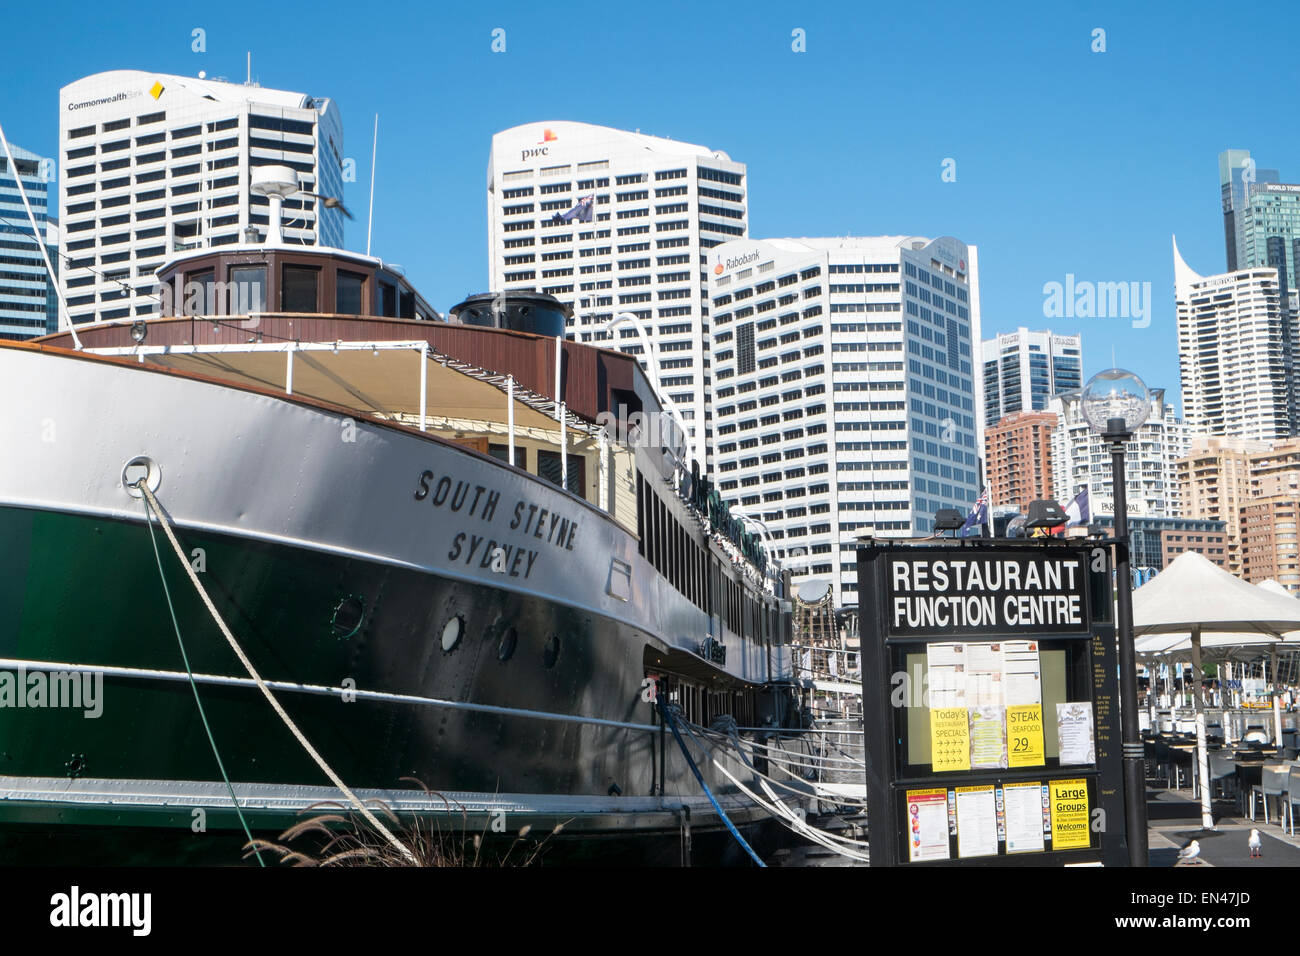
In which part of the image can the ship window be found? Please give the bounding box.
[543,634,561,669]
[399,289,415,319]
[497,626,518,662]
[282,264,319,313]
[441,614,464,653]
[184,269,214,316]
[378,280,397,317]
[488,444,526,468]
[336,270,365,315]
[229,266,266,314]
[538,449,585,497]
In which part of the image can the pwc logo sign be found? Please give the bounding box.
[521,128,558,163]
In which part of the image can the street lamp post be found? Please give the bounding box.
[601,310,695,469]
[1081,368,1151,868]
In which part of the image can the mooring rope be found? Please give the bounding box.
[659,700,766,867]
[141,500,265,867]
[134,480,419,866]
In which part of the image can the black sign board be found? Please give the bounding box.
[858,540,1127,866]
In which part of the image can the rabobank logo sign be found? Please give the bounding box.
[715,250,760,275]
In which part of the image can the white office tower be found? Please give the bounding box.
[708,236,981,608]
[1048,388,1195,519]
[1173,236,1296,441]
[487,121,747,468]
[59,70,345,327]
[980,327,1082,427]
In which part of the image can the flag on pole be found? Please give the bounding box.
[1064,487,1091,526]
[959,487,989,537]
[552,195,594,224]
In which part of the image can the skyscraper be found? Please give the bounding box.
[980,327,1082,427]
[0,144,58,340]
[1219,148,1279,272]
[707,235,981,608]
[1049,387,1194,519]
[59,70,345,327]
[983,410,1056,512]
[1174,236,1296,440]
[487,121,747,468]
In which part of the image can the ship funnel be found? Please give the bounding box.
[449,292,571,337]
[250,165,300,246]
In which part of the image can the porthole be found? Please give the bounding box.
[331,595,365,639]
[542,634,561,669]
[442,614,465,653]
[497,626,518,662]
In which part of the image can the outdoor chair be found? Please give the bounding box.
[1288,766,1300,836]
[1208,751,1239,806]
[1250,764,1288,825]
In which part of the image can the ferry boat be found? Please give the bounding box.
[0,168,801,864]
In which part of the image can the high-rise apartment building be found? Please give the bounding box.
[1241,496,1300,590]
[1175,436,1272,575]
[983,410,1055,511]
[1173,236,1296,440]
[706,235,981,607]
[980,327,1081,427]
[1049,387,1194,520]
[0,144,58,340]
[59,70,345,327]
[487,121,747,468]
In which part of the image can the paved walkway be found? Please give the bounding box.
[1146,786,1300,866]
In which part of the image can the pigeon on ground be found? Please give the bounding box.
[1249,829,1262,858]
[1177,839,1201,864]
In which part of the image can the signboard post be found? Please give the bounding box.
[859,540,1127,866]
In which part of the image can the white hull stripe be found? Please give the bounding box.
[0,774,752,817]
[0,657,657,733]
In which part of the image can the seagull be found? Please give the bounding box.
[1177,839,1201,865]
[1249,829,1262,859]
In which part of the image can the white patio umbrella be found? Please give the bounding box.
[1132,551,1300,829]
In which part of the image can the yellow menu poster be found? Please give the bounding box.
[1049,778,1091,849]
[1006,704,1045,768]
[930,707,971,771]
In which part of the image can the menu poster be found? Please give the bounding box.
[1004,781,1045,854]
[955,786,999,858]
[966,642,1004,708]
[930,708,971,772]
[1003,640,1042,706]
[1006,704,1046,768]
[1050,778,1092,850]
[969,706,1007,769]
[1057,702,1096,765]
[906,788,951,862]
[927,642,967,708]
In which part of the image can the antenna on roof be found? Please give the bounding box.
[246,51,251,85]
[366,113,378,257]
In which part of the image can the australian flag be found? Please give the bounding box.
[959,487,989,537]
[552,195,594,224]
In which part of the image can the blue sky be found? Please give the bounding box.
[6,0,1299,408]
